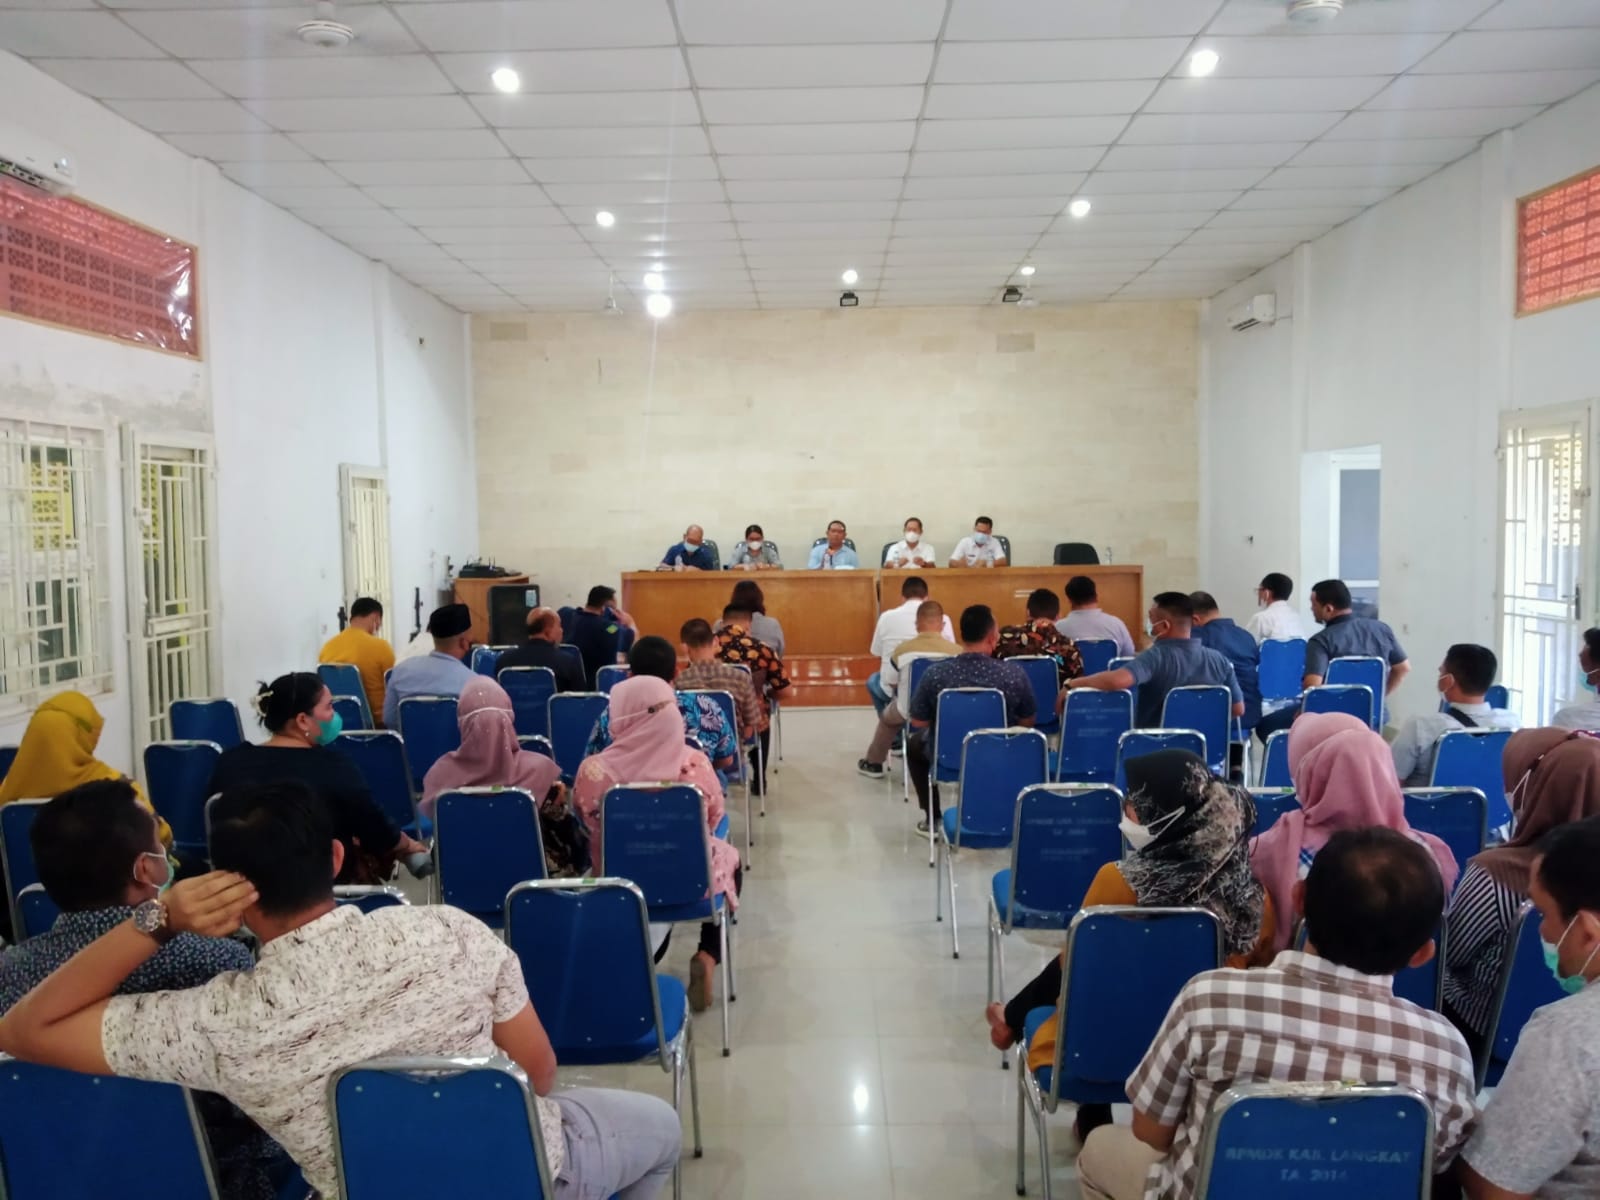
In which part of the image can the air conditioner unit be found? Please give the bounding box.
[0,122,76,196]
[1229,293,1277,331]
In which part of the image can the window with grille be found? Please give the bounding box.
[0,418,112,712]
[1517,165,1600,316]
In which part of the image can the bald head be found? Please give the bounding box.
[915,600,945,633]
[684,524,704,547]
[526,606,561,643]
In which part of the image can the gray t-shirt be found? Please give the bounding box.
[1124,638,1242,729]
[1463,983,1600,1198]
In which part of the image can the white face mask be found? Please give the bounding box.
[747,539,763,553]
[904,530,920,545]
[1119,806,1184,852]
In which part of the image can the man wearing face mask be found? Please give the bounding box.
[657,524,716,572]
[949,515,1007,568]
[1390,643,1520,787]
[1460,817,1600,1200]
[1551,627,1600,731]
[884,517,937,568]
[729,523,783,571]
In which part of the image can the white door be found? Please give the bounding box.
[339,465,391,617]
[1498,404,1593,726]
[123,428,220,754]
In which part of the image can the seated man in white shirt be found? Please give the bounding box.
[1245,571,1307,644]
[883,516,937,569]
[1391,643,1521,787]
[949,516,1007,568]
[865,575,955,717]
[1552,627,1600,731]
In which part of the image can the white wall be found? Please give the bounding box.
[0,50,477,767]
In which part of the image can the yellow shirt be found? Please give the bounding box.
[318,627,396,726]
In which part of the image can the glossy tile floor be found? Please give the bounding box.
[554,708,1089,1200]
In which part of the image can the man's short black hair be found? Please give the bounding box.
[209,781,336,917]
[1304,828,1444,975]
[1064,576,1098,605]
[586,585,616,608]
[1152,591,1195,621]
[680,618,714,648]
[1259,573,1293,602]
[1026,588,1060,620]
[903,516,922,531]
[1311,579,1352,610]
[1188,591,1219,615]
[349,597,383,620]
[744,524,763,538]
[722,604,751,622]
[1537,817,1600,921]
[32,779,154,912]
[959,604,997,644]
[827,519,846,532]
[1443,643,1498,696]
[901,576,929,600]
[1583,627,1600,661]
[628,635,677,681]
[974,515,993,528]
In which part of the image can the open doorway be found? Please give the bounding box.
[1302,446,1381,617]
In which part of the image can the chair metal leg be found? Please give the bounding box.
[1015,1062,1028,1196]
[718,914,732,1057]
[926,783,938,868]
[726,914,737,1002]
[948,843,961,959]
[1033,1101,1053,1200]
[756,736,767,818]
[743,770,754,870]
[934,834,944,922]
[686,1021,703,1158]
[671,1041,684,1200]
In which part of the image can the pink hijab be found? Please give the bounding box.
[1251,711,1459,950]
[419,677,560,817]
[591,675,692,785]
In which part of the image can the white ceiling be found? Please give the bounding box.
[7,0,1600,313]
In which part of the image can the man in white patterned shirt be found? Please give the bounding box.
[0,781,681,1200]
[1077,827,1478,1200]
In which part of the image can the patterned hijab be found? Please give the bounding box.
[1473,728,1600,893]
[1118,749,1265,958]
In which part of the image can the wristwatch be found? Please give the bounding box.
[132,898,177,945]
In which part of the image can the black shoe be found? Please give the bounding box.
[915,816,930,833]
[857,759,886,779]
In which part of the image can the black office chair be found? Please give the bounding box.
[996,534,1011,561]
[702,539,720,570]
[1053,542,1100,565]
[812,536,857,550]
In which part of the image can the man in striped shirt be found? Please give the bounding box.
[1078,827,1478,1200]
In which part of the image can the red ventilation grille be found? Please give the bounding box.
[1518,166,1600,317]
[0,177,199,357]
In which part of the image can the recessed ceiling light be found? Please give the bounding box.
[490,67,521,94]
[841,267,859,286]
[645,292,672,319]
[594,210,615,228]
[1018,264,1036,277]
[1068,198,1091,219]
[642,271,664,292]
[1188,48,1220,77]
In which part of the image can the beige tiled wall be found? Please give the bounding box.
[472,302,1200,611]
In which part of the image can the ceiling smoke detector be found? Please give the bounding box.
[297,1,355,48]
[1287,0,1343,25]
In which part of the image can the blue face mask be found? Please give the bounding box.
[1541,916,1600,995]
[137,851,174,897]
[1582,670,1599,694]
[972,531,990,546]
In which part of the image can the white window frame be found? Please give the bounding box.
[1328,447,1382,608]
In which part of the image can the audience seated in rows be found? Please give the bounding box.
[658,524,716,572]
[678,619,762,749]
[586,636,737,775]
[496,605,586,691]
[949,515,1007,568]
[1189,590,1261,739]
[0,779,290,1200]
[1245,571,1306,644]
[1077,828,1477,1200]
[882,516,937,569]
[728,523,782,571]
[988,750,1275,1144]
[1391,643,1521,787]
[1444,729,1600,1053]
[382,602,476,728]
[1252,712,1458,953]
[866,576,955,718]
[713,579,786,657]
[0,781,682,1200]
[1055,575,1135,659]
[713,603,790,796]
[994,587,1084,685]
[568,586,638,688]
[316,596,394,726]
[210,672,428,885]
[1551,626,1600,731]
[857,600,956,779]
[807,519,858,570]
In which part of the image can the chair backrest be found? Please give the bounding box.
[397,695,462,783]
[1248,788,1299,838]
[142,740,223,861]
[897,652,949,720]
[1257,638,1306,703]
[504,878,669,1069]
[1486,683,1510,710]
[1429,728,1513,832]
[1301,683,1374,727]
[499,666,558,738]
[1260,729,1291,787]
[996,534,1011,560]
[1074,638,1118,676]
[1108,656,1134,671]
[1004,785,1124,926]
[334,730,418,833]
[596,664,630,694]
[517,734,553,758]
[682,689,746,778]
[471,645,511,677]
[557,643,583,672]
[333,885,410,913]
[0,797,47,933]
[1057,690,1133,784]
[934,688,1007,777]
[1160,685,1229,774]
[1052,542,1100,566]
[168,698,243,749]
[331,694,370,731]
[433,787,544,926]
[1010,655,1060,730]
[548,692,608,780]
[15,882,60,939]
[811,535,857,550]
[1050,907,1223,1106]
[329,1056,553,1200]
[1325,657,1387,729]
[0,1056,221,1199]
[600,784,711,910]
[951,728,1048,844]
[1402,788,1488,876]
[1114,729,1205,792]
[1483,903,1566,1085]
[0,744,17,784]
[879,540,896,565]
[1194,1082,1432,1200]
[317,663,372,727]
[701,538,721,570]
[1394,919,1445,1011]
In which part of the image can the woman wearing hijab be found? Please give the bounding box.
[1444,727,1600,1048]
[420,677,584,877]
[573,674,741,1011]
[1252,711,1459,953]
[985,750,1273,1141]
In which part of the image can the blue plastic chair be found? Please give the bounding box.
[1248,788,1299,837]
[1430,728,1513,833]
[1486,684,1510,710]
[334,729,424,839]
[317,664,372,729]
[597,664,630,694]
[169,698,244,750]
[1016,907,1222,1197]
[1161,685,1229,775]
[898,654,945,803]
[681,688,752,868]
[936,728,1049,959]
[1301,683,1374,727]
[333,885,409,913]
[1109,655,1138,712]
[329,1057,555,1200]
[557,643,583,674]
[471,645,511,677]
[1054,690,1133,784]
[15,883,60,939]
[1326,656,1387,729]
[505,878,702,1196]
[548,691,608,782]
[143,740,223,867]
[1194,1082,1433,1200]
[330,694,370,732]
[1011,656,1060,737]
[1260,729,1292,787]
[928,687,1008,865]
[1403,788,1487,881]
[601,783,735,1057]
[1,797,47,938]
[1257,638,1306,704]
[518,733,553,758]
[0,1056,222,1200]
[0,744,16,784]
[433,787,544,930]
[498,666,557,739]
[1114,728,1205,792]
[397,695,461,787]
[1075,638,1117,677]
[1293,918,1443,1012]
[1481,904,1566,1087]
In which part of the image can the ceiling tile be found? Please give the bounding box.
[0,10,161,56]
[743,241,886,260]
[720,152,909,179]
[398,0,678,51]
[675,0,946,44]
[524,156,721,182]
[420,225,586,246]
[472,91,699,129]
[542,180,727,204]
[687,44,934,89]
[165,132,309,160]
[1145,77,1390,114]
[895,197,1059,219]
[1323,106,1544,139]
[1287,137,1483,166]
[710,123,915,155]
[1197,33,1449,76]
[943,0,1222,39]
[699,86,924,124]
[916,116,1128,150]
[1042,229,1190,247]
[391,206,571,226]
[1205,208,1357,229]
[253,184,379,209]
[361,183,548,207]
[615,222,742,242]
[1362,69,1600,110]
[1097,142,1305,169]
[924,81,1158,119]
[290,130,510,161]
[120,6,419,57]
[104,98,269,133]
[1231,187,1395,208]
[1083,190,1242,212]
[1084,169,1269,193]
[295,204,413,227]
[625,239,747,257]
[31,59,222,98]
[738,219,894,239]
[241,95,483,131]
[219,161,348,188]
[1470,0,1600,29]
[1037,212,1206,232]
[188,55,454,98]
[500,125,712,157]
[563,202,731,223]
[1412,28,1600,72]
[1183,225,1320,244]
[1257,163,1440,190]
[901,174,1086,198]
[435,48,688,92]
[452,241,599,260]
[332,159,532,186]
[1208,0,1494,37]
[936,38,1189,83]
[1120,112,1344,143]
[908,147,1104,175]
[889,234,1038,251]
[726,178,905,202]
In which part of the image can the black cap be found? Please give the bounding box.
[427,603,471,638]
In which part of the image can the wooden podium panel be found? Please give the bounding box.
[621,570,879,657]
[879,566,1144,639]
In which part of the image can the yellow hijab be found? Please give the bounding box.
[0,691,171,846]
